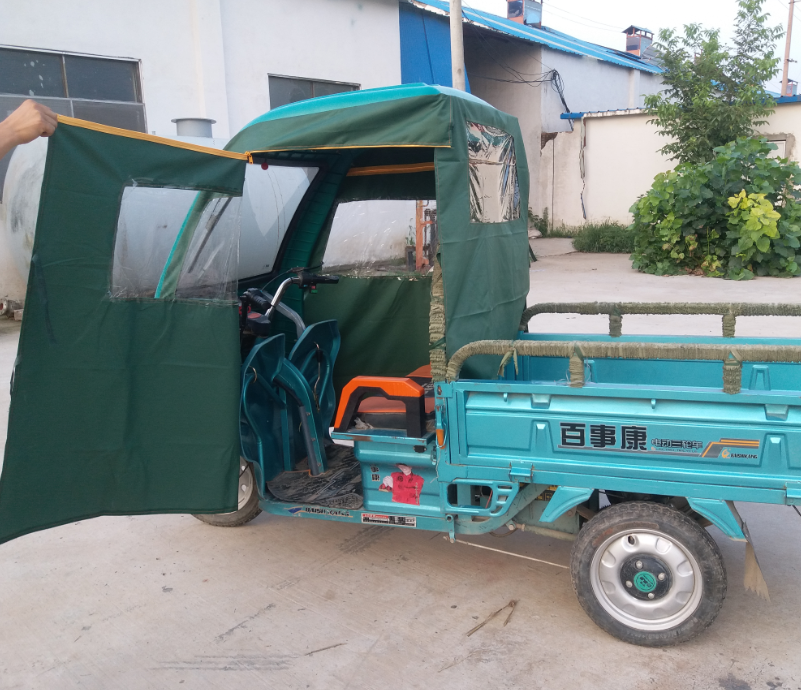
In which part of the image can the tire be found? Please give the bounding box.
[193,459,262,527]
[570,501,726,647]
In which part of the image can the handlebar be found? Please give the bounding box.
[291,271,340,288]
[239,271,339,337]
[244,289,271,314]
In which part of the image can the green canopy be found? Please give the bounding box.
[228,84,531,379]
[0,85,530,544]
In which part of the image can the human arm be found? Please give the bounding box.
[0,100,58,160]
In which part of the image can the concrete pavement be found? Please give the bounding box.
[2,249,801,690]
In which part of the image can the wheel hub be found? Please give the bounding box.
[589,529,703,631]
[620,555,672,601]
[235,460,254,511]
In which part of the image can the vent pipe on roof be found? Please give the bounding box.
[171,117,216,138]
[507,0,543,29]
[623,26,654,57]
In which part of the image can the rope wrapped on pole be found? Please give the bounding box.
[445,339,801,394]
[429,257,448,382]
[519,302,801,338]
[569,344,585,387]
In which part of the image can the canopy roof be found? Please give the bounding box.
[227,84,497,153]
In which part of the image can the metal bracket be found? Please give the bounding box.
[539,486,594,523]
[510,463,533,482]
[786,482,801,506]
[447,515,455,543]
[687,498,769,599]
[687,498,746,541]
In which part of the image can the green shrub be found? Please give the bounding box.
[529,207,552,236]
[629,137,801,279]
[544,225,580,239]
[572,221,635,253]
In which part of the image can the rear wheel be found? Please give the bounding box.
[570,501,726,646]
[193,459,262,527]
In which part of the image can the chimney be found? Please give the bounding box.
[623,26,654,57]
[786,79,798,97]
[171,117,216,138]
[507,0,543,29]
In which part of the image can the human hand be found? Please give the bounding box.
[0,100,58,159]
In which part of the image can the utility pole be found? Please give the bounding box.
[450,0,466,91]
[782,0,795,97]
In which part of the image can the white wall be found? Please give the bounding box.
[543,101,801,227]
[539,123,584,226]
[581,111,670,225]
[540,48,662,133]
[219,0,401,134]
[0,0,402,302]
[0,0,401,139]
[1,0,228,137]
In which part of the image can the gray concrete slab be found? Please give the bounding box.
[530,237,576,258]
[527,252,801,338]
[2,259,801,690]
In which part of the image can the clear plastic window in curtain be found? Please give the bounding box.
[237,164,318,279]
[322,199,438,276]
[466,121,520,223]
[174,192,242,301]
[111,184,242,302]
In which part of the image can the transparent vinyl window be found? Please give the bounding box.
[238,164,318,279]
[467,121,520,223]
[111,184,241,302]
[322,200,438,277]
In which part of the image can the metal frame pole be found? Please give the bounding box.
[450,0,466,91]
[782,0,795,97]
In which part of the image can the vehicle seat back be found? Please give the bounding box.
[240,334,287,483]
[240,332,331,479]
[288,320,340,436]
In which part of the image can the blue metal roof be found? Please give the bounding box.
[407,1,662,75]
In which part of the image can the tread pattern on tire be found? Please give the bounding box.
[570,501,727,647]
[193,464,262,528]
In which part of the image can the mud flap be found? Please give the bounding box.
[742,521,770,602]
[688,498,769,601]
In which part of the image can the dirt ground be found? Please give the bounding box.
[1,244,801,690]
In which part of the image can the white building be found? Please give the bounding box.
[0,0,402,140]
[402,1,663,216]
[541,98,801,228]
[0,0,403,301]
[0,0,663,302]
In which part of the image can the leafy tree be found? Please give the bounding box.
[629,137,801,280]
[644,0,783,165]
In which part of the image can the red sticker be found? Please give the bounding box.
[391,471,424,505]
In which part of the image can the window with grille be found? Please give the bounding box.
[268,75,358,109]
[0,47,145,198]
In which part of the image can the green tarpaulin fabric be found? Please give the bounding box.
[0,122,246,545]
[435,99,530,376]
[304,276,432,395]
[228,84,530,378]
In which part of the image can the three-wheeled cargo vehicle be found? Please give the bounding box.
[2,84,801,647]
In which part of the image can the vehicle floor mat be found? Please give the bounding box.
[266,443,363,509]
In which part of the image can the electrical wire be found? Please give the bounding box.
[467,19,573,105]
[459,0,576,128]
[541,6,626,35]
[544,2,626,31]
